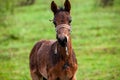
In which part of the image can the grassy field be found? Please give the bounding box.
[0,0,120,80]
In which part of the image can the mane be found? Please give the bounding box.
[58,7,65,12]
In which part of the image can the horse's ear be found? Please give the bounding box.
[51,1,58,15]
[64,0,71,13]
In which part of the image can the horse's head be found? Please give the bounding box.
[51,0,72,47]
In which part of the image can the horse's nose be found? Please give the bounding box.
[57,34,67,47]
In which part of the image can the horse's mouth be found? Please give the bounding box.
[58,39,67,47]
[57,35,67,47]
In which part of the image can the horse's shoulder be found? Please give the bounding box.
[72,50,77,63]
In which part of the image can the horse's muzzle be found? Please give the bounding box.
[57,34,67,47]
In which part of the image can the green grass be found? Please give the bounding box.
[0,0,120,80]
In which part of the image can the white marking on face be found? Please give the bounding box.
[55,45,57,54]
[66,47,69,56]
[65,34,69,56]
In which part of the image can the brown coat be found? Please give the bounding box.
[30,40,77,80]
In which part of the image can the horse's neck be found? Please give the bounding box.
[57,37,73,61]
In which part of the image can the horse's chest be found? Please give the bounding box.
[48,61,75,80]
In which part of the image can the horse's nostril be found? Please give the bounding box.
[57,35,67,47]
[59,36,67,42]
[64,36,67,43]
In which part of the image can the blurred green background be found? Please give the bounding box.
[0,0,120,80]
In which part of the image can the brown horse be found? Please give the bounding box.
[29,0,78,80]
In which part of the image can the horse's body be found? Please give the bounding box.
[30,40,77,80]
[29,0,78,80]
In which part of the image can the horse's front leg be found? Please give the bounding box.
[70,75,76,80]
[47,73,56,80]
[48,76,54,80]
[30,70,43,80]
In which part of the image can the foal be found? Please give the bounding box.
[29,0,78,80]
